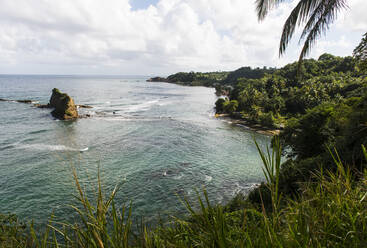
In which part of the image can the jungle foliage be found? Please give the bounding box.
[164,66,276,88]
[216,53,366,128]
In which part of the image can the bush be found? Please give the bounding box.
[215,98,227,113]
[259,111,275,128]
[223,100,239,114]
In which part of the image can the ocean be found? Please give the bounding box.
[0,75,269,224]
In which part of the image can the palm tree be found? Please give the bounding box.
[256,0,348,63]
[353,32,367,71]
[353,32,367,60]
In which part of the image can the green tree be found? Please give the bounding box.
[354,32,367,72]
[215,98,227,113]
[354,32,367,60]
[224,100,239,114]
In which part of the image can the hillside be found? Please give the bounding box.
[147,66,275,88]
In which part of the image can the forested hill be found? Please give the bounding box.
[215,53,365,128]
[146,66,276,87]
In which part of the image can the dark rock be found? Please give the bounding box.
[16,100,33,104]
[0,98,33,103]
[34,104,51,108]
[49,88,78,120]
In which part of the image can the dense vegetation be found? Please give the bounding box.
[216,53,364,128]
[164,71,229,87]
[148,66,275,90]
[214,53,367,206]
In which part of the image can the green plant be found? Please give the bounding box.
[50,168,133,248]
[255,137,282,215]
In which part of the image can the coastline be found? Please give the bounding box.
[148,78,280,136]
[215,114,281,136]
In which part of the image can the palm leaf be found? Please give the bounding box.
[257,0,348,65]
[256,0,287,21]
[298,0,346,62]
[280,0,322,56]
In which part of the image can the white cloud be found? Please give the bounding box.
[0,0,365,75]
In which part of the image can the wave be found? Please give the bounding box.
[173,173,184,180]
[157,101,172,106]
[226,182,260,197]
[236,124,251,130]
[0,144,15,151]
[205,175,213,182]
[123,100,159,113]
[28,129,49,135]
[15,143,88,152]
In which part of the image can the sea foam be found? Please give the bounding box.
[15,144,88,152]
[123,99,159,113]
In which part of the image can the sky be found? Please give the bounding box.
[0,0,366,75]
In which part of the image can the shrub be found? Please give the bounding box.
[223,100,239,114]
[215,98,227,113]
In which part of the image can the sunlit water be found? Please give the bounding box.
[0,75,269,224]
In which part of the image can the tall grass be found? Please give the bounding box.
[1,142,367,247]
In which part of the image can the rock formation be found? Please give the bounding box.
[1,89,93,120]
[48,88,79,120]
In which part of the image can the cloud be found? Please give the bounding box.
[337,0,367,32]
[0,0,365,75]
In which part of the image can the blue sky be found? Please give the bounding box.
[0,0,365,75]
[130,0,159,10]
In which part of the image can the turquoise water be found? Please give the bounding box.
[0,75,269,223]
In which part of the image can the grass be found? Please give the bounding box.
[1,141,367,247]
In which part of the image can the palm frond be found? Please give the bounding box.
[259,0,348,65]
[298,0,347,62]
[279,0,320,55]
[300,0,347,42]
[256,0,287,21]
[279,0,323,56]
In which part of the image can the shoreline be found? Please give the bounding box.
[215,114,281,136]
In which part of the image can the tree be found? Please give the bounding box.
[353,32,367,72]
[224,100,239,114]
[215,98,227,113]
[256,0,348,63]
[354,32,367,60]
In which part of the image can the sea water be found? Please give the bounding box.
[0,75,269,224]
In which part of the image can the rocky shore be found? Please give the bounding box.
[215,114,281,136]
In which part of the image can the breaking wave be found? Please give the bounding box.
[15,143,88,152]
[123,100,160,113]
